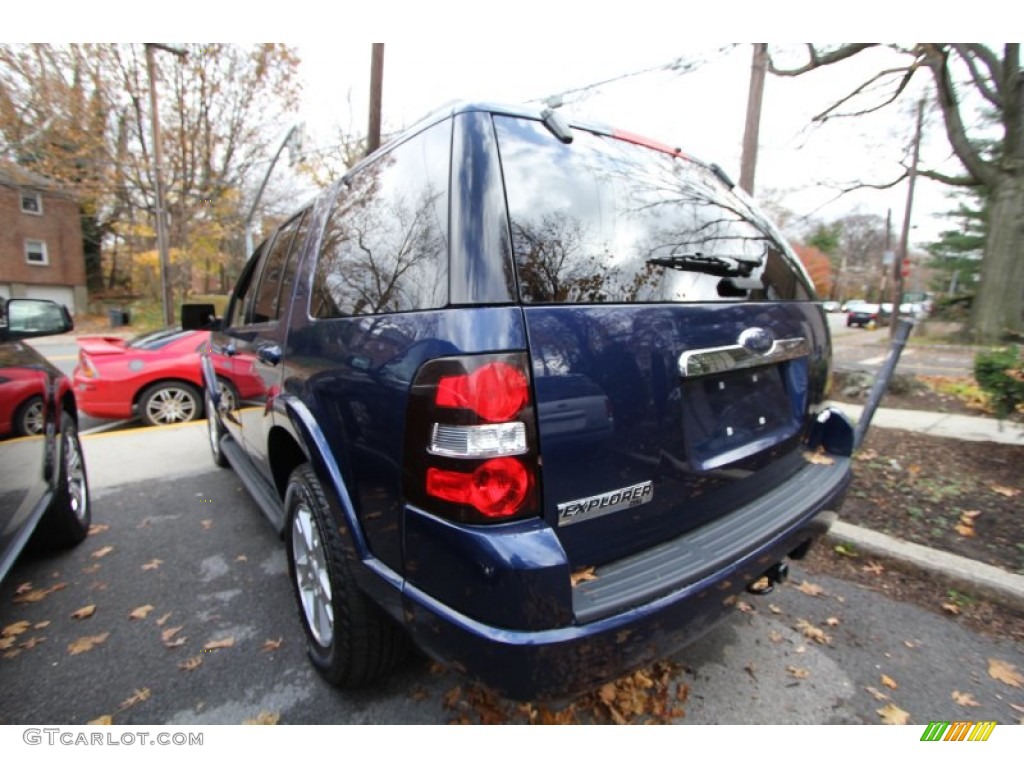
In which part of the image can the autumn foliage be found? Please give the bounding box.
[792,243,833,298]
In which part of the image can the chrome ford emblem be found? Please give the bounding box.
[738,327,774,355]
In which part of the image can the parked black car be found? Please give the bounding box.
[0,299,91,585]
[189,101,854,700]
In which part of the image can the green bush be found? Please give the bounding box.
[974,345,1024,418]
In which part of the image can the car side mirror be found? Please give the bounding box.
[1,299,73,340]
[181,303,220,331]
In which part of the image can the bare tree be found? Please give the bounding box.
[769,44,1023,342]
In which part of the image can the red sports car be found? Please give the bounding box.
[73,329,263,426]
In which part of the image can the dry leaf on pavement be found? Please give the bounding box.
[988,659,1023,687]
[20,637,45,650]
[179,656,203,672]
[141,559,163,571]
[876,702,910,725]
[941,602,961,615]
[570,566,598,587]
[795,619,831,645]
[67,632,110,655]
[128,605,155,620]
[865,686,889,702]
[91,546,114,559]
[13,582,67,603]
[881,674,899,689]
[952,691,980,707]
[243,711,280,725]
[204,637,235,650]
[990,485,1019,497]
[768,604,782,615]
[261,637,283,652]
[118,688,150,711]
[2,620,31,638]
[161,626,185,647]
[862,562,885,575]
[13,582,32,596]
[786,666,809,679]
[155,612,172,627]
[201,519,214,530]
[88,715,113,725]
[825,616,841,627]
[71,605,96,620]
[88,524,110,535]
[795,581,825,597]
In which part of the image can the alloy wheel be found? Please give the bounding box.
[291,502,334,647]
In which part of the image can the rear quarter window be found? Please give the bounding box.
[311,119,451,318]
[494,116,813,304]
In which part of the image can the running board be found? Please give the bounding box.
[219,435,286,534]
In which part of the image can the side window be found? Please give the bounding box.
[225,242,267,329]
[251,212,306,324]
[311,119,450,318]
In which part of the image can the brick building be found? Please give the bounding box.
[0,163,87,314]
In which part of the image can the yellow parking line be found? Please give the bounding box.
[81,421,207,440]
[47,355,78,361]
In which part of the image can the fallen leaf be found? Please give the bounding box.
[736,601,755,614]
[598,683,616,705]
[129,605,155,620]
[0,637,15,651]
[71,605,96,620]
[443,686,462,708]
[795,619,831,645]
[907,464,921,475]
[201,519,214,530]
[261,637,283,652]
[903,640,916,649]
[179,655,203,671]
[768,604,782,615]
[795,581,825,597]
[954,523,976,537]
[88,715,113,725]
[862,561,885,575]
[802,451,834,465]
[34,621,50,629]
[825,616,841,627]
[877,702,910,725]
[204,637,235,650]
[570,566,598,587]
[767,630,783,644]
[88,524,110,535]
[833,542,859,557]
[235,555,248,562]
[3,648,21,659]
[961,510,982,520]
[881,674,899,690]
[81,564,102,574]
[2,620,31,638]
[164,636,187,649]
[13,582,33,596]
[20,636,45,650]
[161,626,184,644]
[952,691,980,707]
[67,632,110,655]
[155,612,172,627]
[91,546,114,559]
[941,602,962,615]
[786,666,810,679]
[991,485,1020,497]
[243,711,280,725]
[13,582,67,603]
[141,559,163,571]
[865,686,890,702]
[118,688,150,710]
[988,659,1023,688]
[748,576,770,592]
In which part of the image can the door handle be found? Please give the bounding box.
[258,344,282,366]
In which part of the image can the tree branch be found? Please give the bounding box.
[923,45,996,187]
[810,64,920,122]
[916,167,981,187]
[767,44,878,76]
[952,45,1002,108]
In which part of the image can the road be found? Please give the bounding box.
[1,423,1021,726]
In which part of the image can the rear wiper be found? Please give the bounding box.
[646,253,755,277]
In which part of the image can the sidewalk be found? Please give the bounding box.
[78,409,1024,613]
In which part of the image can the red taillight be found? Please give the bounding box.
[426,457,531,519]
[436,362,529,422]
[78,352,98,379]
[405,353,540,525]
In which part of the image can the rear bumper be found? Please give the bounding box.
[399,456,851,701]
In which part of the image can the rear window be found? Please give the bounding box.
[494,116,813,304]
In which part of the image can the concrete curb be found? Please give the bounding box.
[832,401,1024,445]
[827,521,1024,614]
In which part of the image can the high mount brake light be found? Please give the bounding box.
[436,362,528,422]
[404,353,540,524]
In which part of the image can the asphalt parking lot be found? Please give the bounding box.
[1,422,1022,725]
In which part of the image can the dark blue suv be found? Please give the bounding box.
[193,101,853,701]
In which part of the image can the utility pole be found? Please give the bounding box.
[891,98,925,339]
[739,43,768,195]
[145,43,187,327]
[366,44,384,157]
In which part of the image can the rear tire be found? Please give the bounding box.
[139,382,201,426]
[40,410,91,548]
[284,463,409,688]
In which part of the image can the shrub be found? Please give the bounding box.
[973,345,1024,418]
